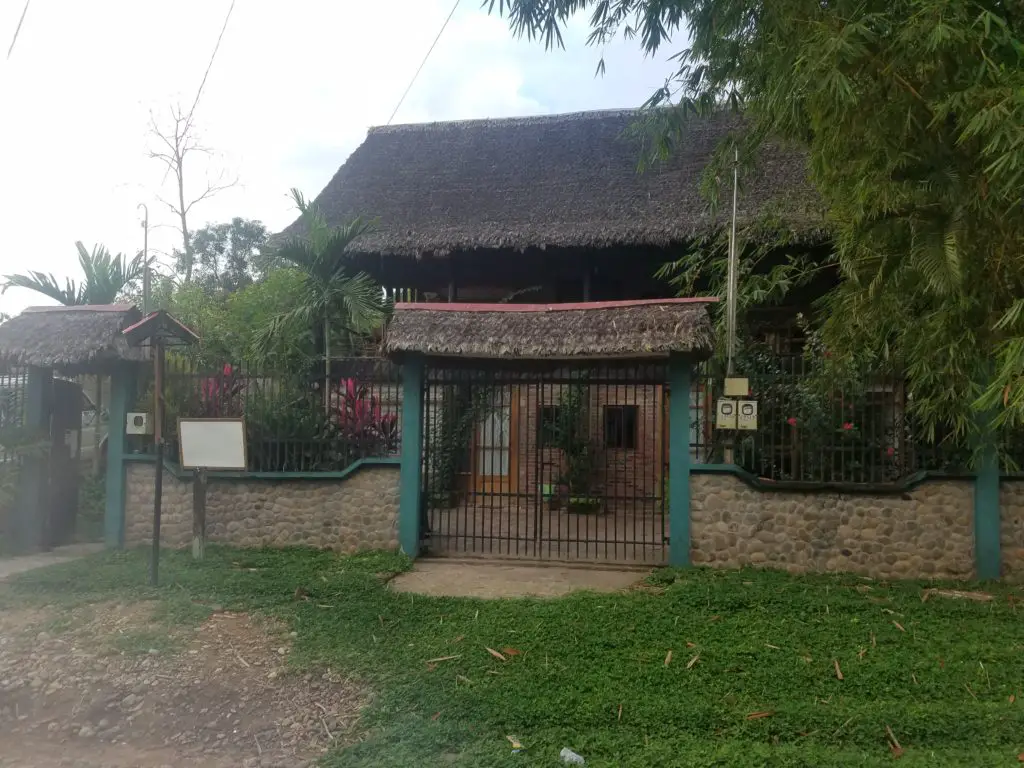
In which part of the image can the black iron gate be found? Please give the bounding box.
[421,361,669,563]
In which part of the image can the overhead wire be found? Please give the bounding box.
[184,0,238,129]
[386,0,461,125]
[6,0,31,60]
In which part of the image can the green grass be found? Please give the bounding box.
[2,548,1022,766]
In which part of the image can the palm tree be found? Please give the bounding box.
[2,242,150,474]
[252,189,386,410]
[2,242,148,305]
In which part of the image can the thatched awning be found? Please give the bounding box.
[0,305,146,372]
[279,109,824,259]
[385,299,716,361]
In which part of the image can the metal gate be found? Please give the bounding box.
[421,361,669,563]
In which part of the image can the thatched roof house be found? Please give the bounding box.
[281,109,823,299]
[0,305,146,372]
[386,299,715,361]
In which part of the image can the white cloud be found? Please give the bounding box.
[0,0,678,315]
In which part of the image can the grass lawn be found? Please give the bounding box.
[2,548,1022,766]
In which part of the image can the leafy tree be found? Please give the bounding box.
[252,189,387,409]
[489,0,1024,451]
[1,242,148,305]
[173,217,269,294]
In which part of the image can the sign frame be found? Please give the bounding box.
[177,417,248,471]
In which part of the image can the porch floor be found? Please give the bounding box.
[424,505,668,564]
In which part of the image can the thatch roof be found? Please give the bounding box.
[280,109,823,259]
[385,299,716,360]
[122,310,200,348]
[0,305,147,371]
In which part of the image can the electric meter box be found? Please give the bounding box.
[126,412,154,435]
[716,399,737,430]
[737,400,758,431]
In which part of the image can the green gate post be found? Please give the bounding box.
[105,364,137,549]
[668,353,692,567]
[398,355,425,557]
[14,366,51,553]
[974,428,1001,580]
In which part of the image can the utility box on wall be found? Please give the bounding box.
[737,400,758,431]
[126,412,153,436]
[716,399,737,430]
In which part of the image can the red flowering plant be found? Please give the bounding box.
[197,363,245,418]
[328,377,399,461]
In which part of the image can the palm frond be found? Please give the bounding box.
[1,271,80,305]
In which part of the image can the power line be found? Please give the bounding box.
[185,0,237,129]
[387,0,461,125]
[6,0,31,60]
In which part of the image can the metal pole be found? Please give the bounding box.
[150,338,164,586]
[726,147,740,376]
[138,204,150,314]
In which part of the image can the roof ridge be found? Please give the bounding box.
[369,108,642,135]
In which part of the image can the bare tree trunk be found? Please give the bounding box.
[179,180,191,284]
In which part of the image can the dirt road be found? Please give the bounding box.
[0,601,365,767]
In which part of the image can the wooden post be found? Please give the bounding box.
[14,366,51,553]
[192,468,207,560]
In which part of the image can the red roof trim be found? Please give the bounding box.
[121,310,200,341]
[393,297,718,313]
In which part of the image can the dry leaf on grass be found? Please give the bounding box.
[664,650,673,666]
[1009,694,1016,704]
[450,635,464,644]
[893,621,906,632]
[686,641,697,648]
[502,648,522,657]
[922,588,993,603]
[746,711,774,720]
[506,736,522,749]
[431,711,441,721]
[485,647,507,662]
[886,725,903,758]
[426,655,462,664]
[618,703,623,721]
[834,660,844,680]
[687,654,700,669]
[765,643,781,650]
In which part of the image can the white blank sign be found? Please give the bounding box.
[178,418,247,470]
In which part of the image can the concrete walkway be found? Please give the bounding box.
[0,543,103,581]
[390,559,647,598]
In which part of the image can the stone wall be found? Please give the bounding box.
[690,473,975,580]
[1001,481,1024,580]
[124,462,399,553]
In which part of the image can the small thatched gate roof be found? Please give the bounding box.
[385,299,716,361]
[0,305,146,372]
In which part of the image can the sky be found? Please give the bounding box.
[0,0,676,315]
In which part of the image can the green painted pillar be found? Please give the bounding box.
[668,353,692,567]
[398,355,424,557]
[105,364,137,549]
[974,430,1001,580]
[14,366,51,553]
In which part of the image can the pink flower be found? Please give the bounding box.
[843,422,854,430]
[787,417,797,426]
[886,446,895,457]
[223,363,233,376]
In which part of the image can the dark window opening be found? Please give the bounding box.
[604,405,638,450]
[538,406,562,448]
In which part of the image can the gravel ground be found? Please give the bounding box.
[0,601,367,767]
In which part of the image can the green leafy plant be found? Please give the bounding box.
[545,381,601,511]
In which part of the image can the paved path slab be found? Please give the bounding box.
[0,543,103,581]
[390,559,646,598]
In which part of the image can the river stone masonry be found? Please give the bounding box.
[1001,481,1024,581]
[690,473,975,579]
[124,462,399,553]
